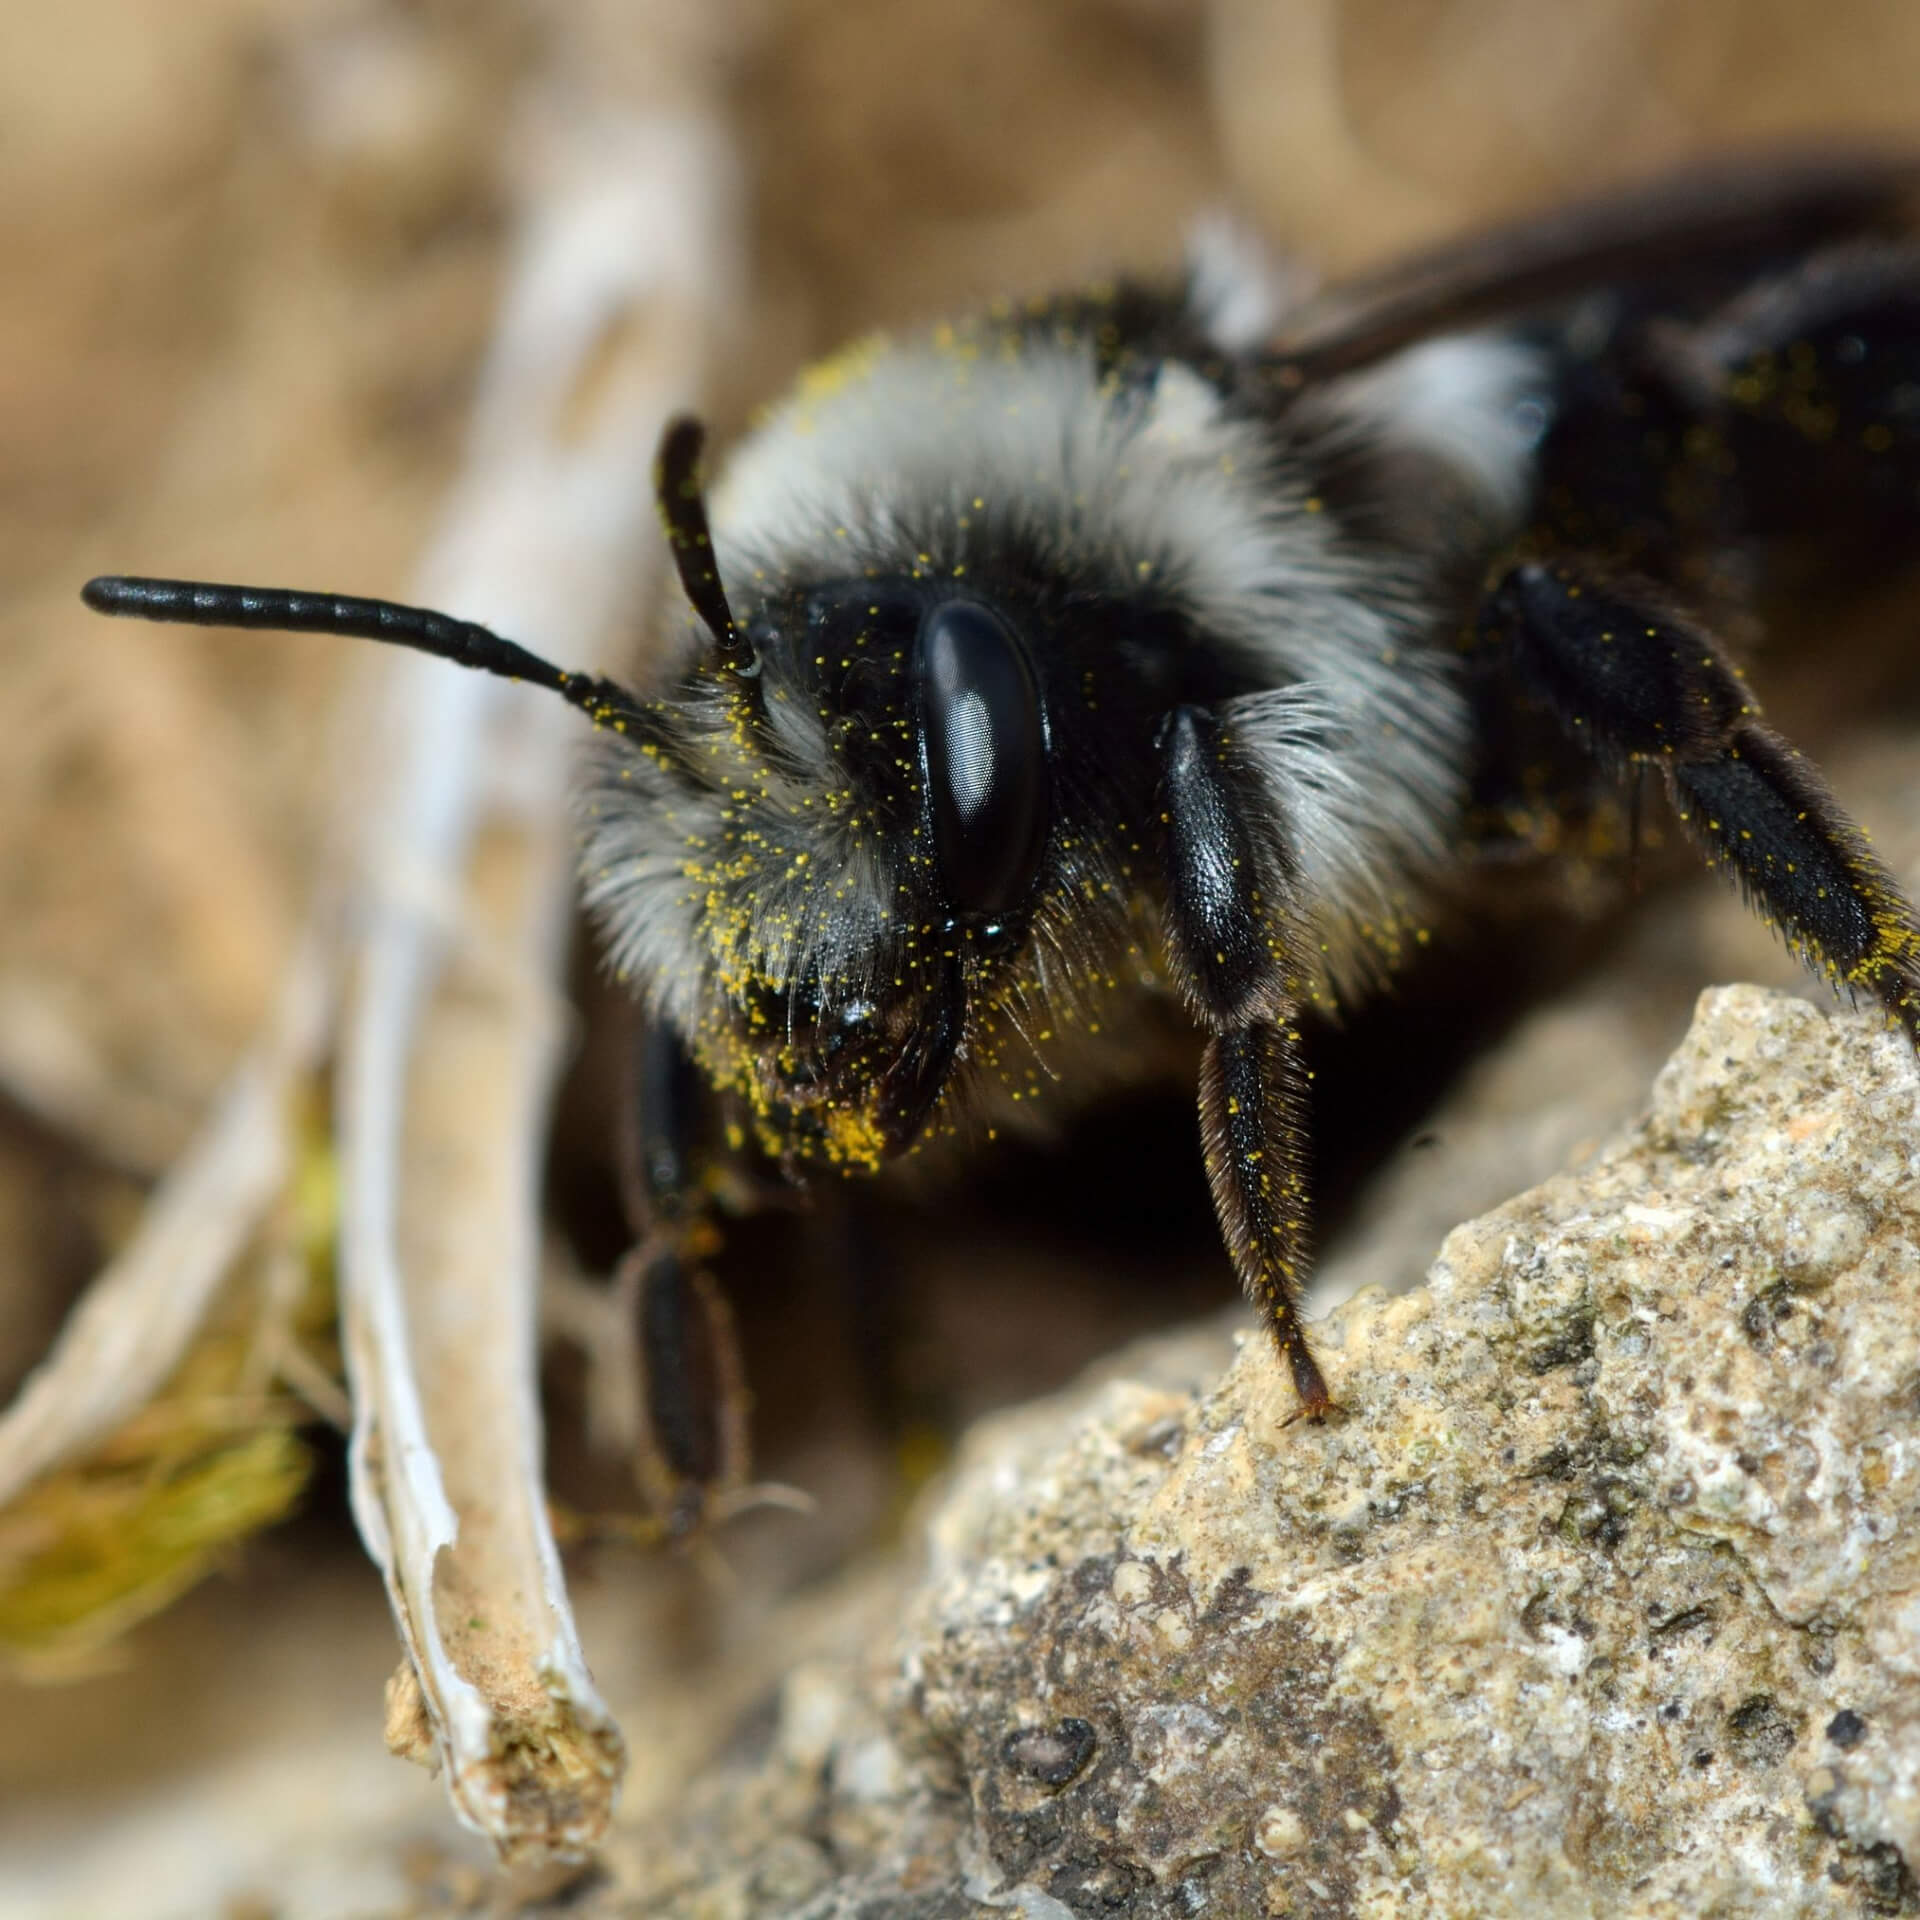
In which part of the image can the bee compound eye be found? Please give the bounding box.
[914,600,1051,921]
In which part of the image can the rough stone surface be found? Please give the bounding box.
[610,987,1920,1917]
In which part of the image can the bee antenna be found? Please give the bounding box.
[78,575,657,733]
[655,415,760,679]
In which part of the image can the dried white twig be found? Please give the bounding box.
[0,932,334,1511]
[335,87,744,1860]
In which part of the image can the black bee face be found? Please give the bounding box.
[586,575,1056,1174]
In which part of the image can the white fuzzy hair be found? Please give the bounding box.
[577,742,718,1035]
[1184,210,1318,352]
[699,313,1547,1002]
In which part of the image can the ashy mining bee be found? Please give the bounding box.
[85,151,1920,1526]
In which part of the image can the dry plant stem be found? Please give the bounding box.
[335,92,744,1862]
[0,933,334,1512]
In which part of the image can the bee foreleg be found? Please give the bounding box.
[1482,559,1920,1041]
[1198,1023,1329,1411]
[1160,705,1331,1412]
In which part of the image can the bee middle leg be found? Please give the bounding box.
[1159,704,1330,1412]
[1480,557,1920,1039]
[614,1016,751,1532]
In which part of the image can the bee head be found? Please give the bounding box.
[585,547,1056,1174]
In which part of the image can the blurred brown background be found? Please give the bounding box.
[1,0,1916,1909]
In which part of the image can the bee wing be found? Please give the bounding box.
[1267,146,1920,384]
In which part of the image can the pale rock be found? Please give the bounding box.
[615,986,1920,1917]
